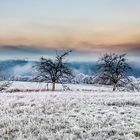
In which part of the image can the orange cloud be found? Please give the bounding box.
[0,23,140,54]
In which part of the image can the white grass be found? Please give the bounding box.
[9,81,113,92]
[0,82,140,140]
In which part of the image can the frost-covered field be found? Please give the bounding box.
[0,82,140,140]
[9,81,112,92]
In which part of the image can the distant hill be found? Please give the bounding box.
[0,60,139,81]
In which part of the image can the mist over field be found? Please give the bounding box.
[0,60,140,81]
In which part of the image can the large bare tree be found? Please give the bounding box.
[36,50,73,91]
[97,53,131,91]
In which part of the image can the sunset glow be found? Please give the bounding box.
[0,0,140,60]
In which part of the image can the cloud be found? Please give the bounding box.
[0,41,140,62]
[75,41,140,55]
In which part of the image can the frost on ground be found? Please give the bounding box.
[0,87,140,139]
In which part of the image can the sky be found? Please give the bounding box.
[0,0,140,61]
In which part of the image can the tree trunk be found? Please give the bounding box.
[113,83,117,91]
[52,82,56,91]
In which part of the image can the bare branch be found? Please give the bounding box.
[34,50,73,91]
[97,53,132,91]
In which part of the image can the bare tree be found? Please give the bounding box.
[97,53,131,91]
[35,50,73,91]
